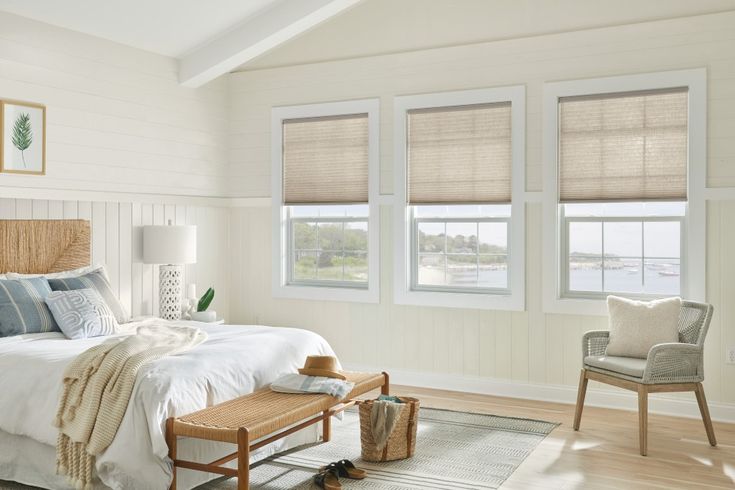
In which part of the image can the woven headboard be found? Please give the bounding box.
[0,220,91,274]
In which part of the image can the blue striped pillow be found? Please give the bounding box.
[48,270,130,324]
[0,278,59,336]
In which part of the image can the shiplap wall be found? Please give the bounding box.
[226,10,735,408]
[0,198,230,321]
[0,12,228,197]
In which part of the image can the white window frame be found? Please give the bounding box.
[271,99,380,303]
[393,86,526,311]
[542,69,706,315]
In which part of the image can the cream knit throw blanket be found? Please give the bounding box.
[53,325,207,489]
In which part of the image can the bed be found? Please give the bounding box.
[0,220,336,490]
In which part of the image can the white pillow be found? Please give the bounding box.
[605,295,681,359]
[6,264,107,280]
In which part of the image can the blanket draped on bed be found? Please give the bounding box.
[53,324,207,489]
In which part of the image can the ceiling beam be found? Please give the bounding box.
[178,0,362,87]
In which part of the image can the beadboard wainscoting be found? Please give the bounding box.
[229,201,735,422]
[0,197,230,320]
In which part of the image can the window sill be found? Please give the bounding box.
[272,283,379,303]
[395,288,524,311]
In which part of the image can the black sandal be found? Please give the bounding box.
[321,459,367,480]
[313,467,341,489]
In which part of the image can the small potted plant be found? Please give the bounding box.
[190,287,216,322]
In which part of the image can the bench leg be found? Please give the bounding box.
[237,428,250,490]
[322,410,331,442]
[381,371,390,395]
[166,418,177,490]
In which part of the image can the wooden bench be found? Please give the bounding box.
[166,372,389,490]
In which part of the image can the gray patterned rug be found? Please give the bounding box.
[0,409,557,490]
[202,408,558,489]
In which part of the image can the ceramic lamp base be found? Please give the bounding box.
[159,264,183,320]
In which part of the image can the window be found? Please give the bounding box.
[413,205,510,292]
[289,205,368,286]
[543,70,706,315]
[394,86,525,310]
[562,202,684,298]
[272,99,379,303]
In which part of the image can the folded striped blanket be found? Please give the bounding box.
[271,373,355,400]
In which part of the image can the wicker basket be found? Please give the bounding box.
[358,397,419,462]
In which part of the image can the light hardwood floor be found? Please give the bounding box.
[391,384,735,490]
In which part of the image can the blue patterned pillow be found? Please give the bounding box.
[48,270,130,324]
[45,289,119,339]
[0,278,59,336]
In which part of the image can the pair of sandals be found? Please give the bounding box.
[313,459,366,489]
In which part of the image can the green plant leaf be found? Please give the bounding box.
[197,287,215,312]
[11,112,33,168]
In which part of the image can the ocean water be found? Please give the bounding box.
[419,263,680,294]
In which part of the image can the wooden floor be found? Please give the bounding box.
[391,384,735,490]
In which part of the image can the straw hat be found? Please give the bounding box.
[298,355,346,380]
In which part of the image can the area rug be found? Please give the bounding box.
[201,407,558,489]
[0,408,557,490]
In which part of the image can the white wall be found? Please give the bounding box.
[0,12,232,319]
[226,11,735,417]
[0,12,229,198]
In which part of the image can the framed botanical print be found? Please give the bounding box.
[0,100,46,175]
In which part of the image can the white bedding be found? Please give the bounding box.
[0,319,337,489]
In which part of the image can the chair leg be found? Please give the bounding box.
[573,369,588,431]
[237,428,250,490]
[637,385,648,456]
[695,383,717,446]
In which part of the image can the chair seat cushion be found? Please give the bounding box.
[584,355,647,378]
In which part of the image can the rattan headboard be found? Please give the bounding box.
[0,220,91,274]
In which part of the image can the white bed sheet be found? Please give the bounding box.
[0,319,337,489]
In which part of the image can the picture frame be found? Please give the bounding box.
[0,99,46,175]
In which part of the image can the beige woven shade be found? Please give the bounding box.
[559,87,688,203]
[283,113,368,204]
[407,102,512,204]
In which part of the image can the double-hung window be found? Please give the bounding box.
[394,86,526,310]
[272,99,380,303]
[543,70,706,314]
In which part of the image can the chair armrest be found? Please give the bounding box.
[643,343,703,384]
[582,330,610,360]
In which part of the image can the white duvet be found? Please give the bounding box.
[0,319,337,489]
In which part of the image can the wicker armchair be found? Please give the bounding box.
[573,301,716,456]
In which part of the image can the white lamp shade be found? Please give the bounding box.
[143,225,197,264]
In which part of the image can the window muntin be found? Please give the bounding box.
[288,205,368,288]
[562,203,682,298]
[412,205,509,293]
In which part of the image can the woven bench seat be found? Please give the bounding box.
[166,371,389,490]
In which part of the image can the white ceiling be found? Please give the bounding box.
[241,0,735,70]
[0,0,284,57]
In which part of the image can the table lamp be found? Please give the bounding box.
[143,221,197,320]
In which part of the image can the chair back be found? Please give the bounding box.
[679,301,713,346]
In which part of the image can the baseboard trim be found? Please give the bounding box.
[344,363,735,424]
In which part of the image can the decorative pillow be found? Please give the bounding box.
[48,269,130,324]
[605,295,681,359]
[6,263,106,280]
[0,278,59,336]
[45,289,119,339]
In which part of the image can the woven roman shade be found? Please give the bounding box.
[559,87,688,203]
[407,102,512,204]
[283,113,368,204]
